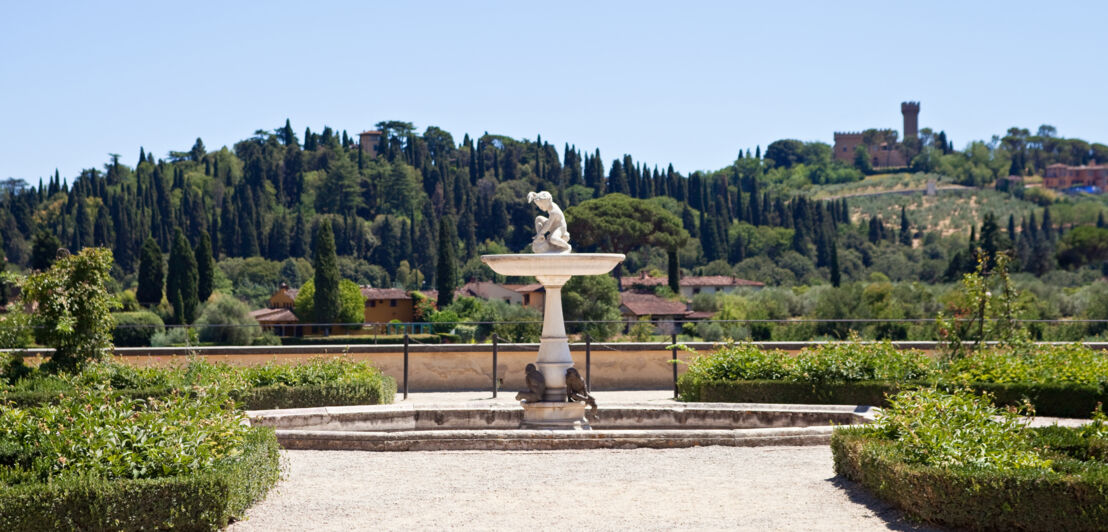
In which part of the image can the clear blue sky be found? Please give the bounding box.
[2,1,1106,184]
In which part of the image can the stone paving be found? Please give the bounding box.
[229,391,1084,530]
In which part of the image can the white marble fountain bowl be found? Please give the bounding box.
[480,253,625,278]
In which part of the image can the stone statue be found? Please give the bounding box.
[515,363,546,403]
[565,368,597,414]
[527,191,571,253]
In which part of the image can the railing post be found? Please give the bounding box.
[671,332,679,399]
[491,333,499,398]
[403,333,410,400]
[584,333,592,391]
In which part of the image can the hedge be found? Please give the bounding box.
[109,311,164,347]
[1,379,397,410]
[679,376,1108,418]
[0,427,279,531]
[680,378,899,406]
[236,380,396,410]
[831,427,1108,531]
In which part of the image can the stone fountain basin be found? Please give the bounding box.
[480,253,626,277]
[248,403,875,451]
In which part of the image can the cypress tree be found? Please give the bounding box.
[137,237,164,306]
[268,216,290,260]
[436,216,457,308]
[167,228,199,324]
[195,231,214,302]
[312,219,341,328]
[93,203,112,246]
[830,240,841,287]
[1098,212,1105,229]
[30,230,61,271]
[899,206,912,246]
[667,250,680,293]
[73,197,92,250]
[290,211,308,258]
[1041,207,1054,240]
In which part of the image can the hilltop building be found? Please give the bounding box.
[1043,162,1108,192]
[358,130,383,158]
[833,101,919,168]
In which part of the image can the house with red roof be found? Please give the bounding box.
[620,272,764,299]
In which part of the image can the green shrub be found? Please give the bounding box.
[110,311,164,347]
[794,341,933,383]
[867,388,1049,470]
[943,343,1108,387]
[0,310,32,351]
[18,248,118,373]
[681,341,933,385]
[428,310,459,334]
[150,327,189,347]
[195,293,262,346]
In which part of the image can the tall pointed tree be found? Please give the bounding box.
[313,219,341,328]
[167,228,199,324]
[899,206,912,246]
[436,216,458,308]
[195,231,215,302]
[136,237,164,306]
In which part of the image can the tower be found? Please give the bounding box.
[901,101,920,139]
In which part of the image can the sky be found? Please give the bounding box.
[2,1,1107,184]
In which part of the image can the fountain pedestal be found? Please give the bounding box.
[481,253,624,430]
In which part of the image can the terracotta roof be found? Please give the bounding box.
[619,293,690,317]
[360,287,410,300]
[504,283,544,293]
[359,130,383,135]
[620,273,764,289]
[458,281,517,300]
[686,310,716,320]
[250,308,299,323]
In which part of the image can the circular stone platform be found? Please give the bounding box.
[247,402,875,451]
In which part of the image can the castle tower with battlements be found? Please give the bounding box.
[832,101,920,168]
[901,101,920,139]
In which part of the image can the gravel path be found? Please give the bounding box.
[228,446,940,531]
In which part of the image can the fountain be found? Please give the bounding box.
[246,191,876,448]
[479,191,622,428]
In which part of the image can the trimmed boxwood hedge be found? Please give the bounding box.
[682,378,899,406]
[679,376,1108,418]
[831,427,1108,531]
[0,379,396,410]
[0,427,279,532]
[238,380,396,410]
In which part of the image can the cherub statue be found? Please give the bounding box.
[515,363,546,403]
[527,191,571,253]
[565,367,597,415]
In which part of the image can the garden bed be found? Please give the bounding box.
[1,356,397,410]
[678,342,1108,417]
[0,428,278,531]
[0,388,281,531]
[830,389,1108,531]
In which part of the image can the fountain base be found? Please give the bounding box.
[520,401,590,430]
